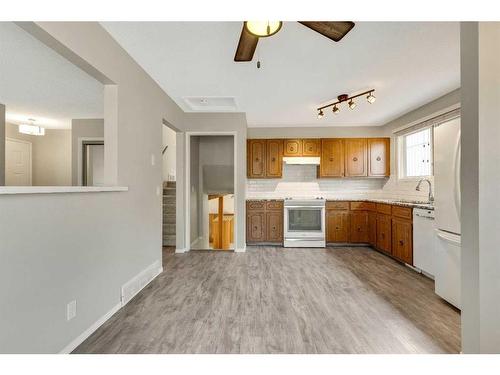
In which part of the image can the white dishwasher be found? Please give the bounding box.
[413,208,436,278]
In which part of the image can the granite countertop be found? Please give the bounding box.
[246,197,433,210]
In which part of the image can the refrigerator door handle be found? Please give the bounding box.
[436,230,461,245]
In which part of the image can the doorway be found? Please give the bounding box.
[187,133,236,251]
[82,140,104,186]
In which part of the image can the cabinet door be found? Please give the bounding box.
[266,211,283,243]
[284,139,302,156]
[368,211,377,246]
[247,140,266,178]
[326,210,350,242]
[368,138,390,177]
[266,139,283,178]
[392,218,413,264]
[345,138,367,177]
[246,211,266,243]
[350,211,369,243]
[302,139,321,156]
[376,214,392,254]
[320,139,344,177]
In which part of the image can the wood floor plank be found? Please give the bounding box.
[73,246,460,354]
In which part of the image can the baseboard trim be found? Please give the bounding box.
[59,301,121,354]
[175,248,188,253]
[58,261,163,354]
[235,246,246,253]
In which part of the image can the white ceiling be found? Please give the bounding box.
[102,21,460,127]
[0,22,104,129]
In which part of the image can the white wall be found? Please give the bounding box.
[460,22,500,354]
[162,124,176,181]
[0,22,185,353]
[0,103,5,186]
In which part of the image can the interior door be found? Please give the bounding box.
[345,139,367,177]
[5,138,31,186]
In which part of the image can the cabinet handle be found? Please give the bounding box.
[376,156,381,161]
[329,157,334,162]
[272,157,276,162]
[254,226,258,230]
[399,240,404,246]
[255,158,259,162]
[272,226,276,230]
[381,233,385,238]
[309,147,313,151]
[353,157,358,162]
[336,227,339,230]
[357,227,361,231]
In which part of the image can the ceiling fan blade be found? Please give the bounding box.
[298,21,355,42]
[234,24,259,62]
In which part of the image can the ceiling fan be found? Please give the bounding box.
[234,21,355,62]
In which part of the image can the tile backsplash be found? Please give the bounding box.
[246,164,433,201]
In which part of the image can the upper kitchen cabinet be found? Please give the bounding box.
[345,138,368,177]
[302,139,321,157]
[320,139,344,177]
[368,138,390,177]
[247,139,283,178]
[247,139,266,178]
[284,139,303,156]
[266,139,283,178]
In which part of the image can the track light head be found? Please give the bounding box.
[332,105,340,114]
[348,99,356,110]
[366,92,376,104]
[317,109,324,119]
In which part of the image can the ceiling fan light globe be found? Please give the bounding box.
[245,21,282,37]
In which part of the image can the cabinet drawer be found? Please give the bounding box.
[376,203,392,215]
[247,201,266,210]
[392,205,412,220]
[350,201,376,211]
[266,201,284,210]
[326,201,350,210]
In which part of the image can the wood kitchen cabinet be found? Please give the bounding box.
[344,138,367,177]
[368,138,390,177]
[376,214,392,254]
[326,210,350,243]
[284,139,302,156]
[368,211,377,246]
[350,211,369,243]
[392,218,413,264]
[247,139,266,178]
[302,139,321,156]
[266,139,283,178]
[246,200,284,244]
[320,139,344,177]
[247,139,283,178]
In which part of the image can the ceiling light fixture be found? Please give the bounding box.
[244,21,283,37]
[316,89,375,119]
[19,119,45,136]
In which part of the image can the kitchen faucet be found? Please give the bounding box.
[416,178,434,203]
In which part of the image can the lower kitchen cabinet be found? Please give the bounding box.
[392,218,413,264]
[376,213,392,254]
[350,211,369,243]
[246,200,283,245]
[368,211,377,247]
[326,210,350,243]
[266,211,283,243]
[246,211,266,243]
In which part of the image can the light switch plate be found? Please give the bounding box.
[67,300,77,321]
[151,154,155,166]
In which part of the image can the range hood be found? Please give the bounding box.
[282,157,321,165]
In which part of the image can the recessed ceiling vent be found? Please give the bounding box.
[183,96,238,112]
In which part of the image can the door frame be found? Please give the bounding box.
[185,131,237,252]
[77,137,104,186]
[5,137,32,186]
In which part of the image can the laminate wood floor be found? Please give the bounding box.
[73,246,460,354]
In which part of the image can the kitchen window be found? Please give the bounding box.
[399,127,433,179]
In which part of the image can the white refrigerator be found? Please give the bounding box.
[433,117,461,309]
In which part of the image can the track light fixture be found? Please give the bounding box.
[316,89,375,119]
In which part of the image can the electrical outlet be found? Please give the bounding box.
[67,300,77,321]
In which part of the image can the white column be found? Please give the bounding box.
[461,21,500,353]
